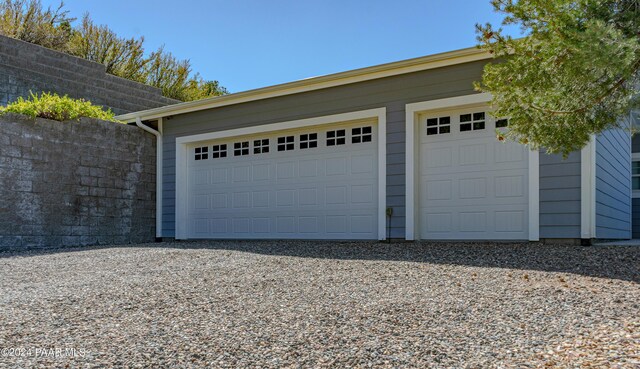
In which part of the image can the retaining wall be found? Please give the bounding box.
[0,35,178,115]
[0,113,156,251]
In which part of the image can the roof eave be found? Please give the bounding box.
[116,46,492,123]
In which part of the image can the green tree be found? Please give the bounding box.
[0,0,74,50]
[144,46,192,101]
[67,14,147,82]
[182,78,229,101]
[476,0,640,156]
[144,46,227,101]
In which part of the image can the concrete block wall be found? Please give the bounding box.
[0,113,156,251]
[0,35,178,115]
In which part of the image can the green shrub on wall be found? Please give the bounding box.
[0,92,120,122]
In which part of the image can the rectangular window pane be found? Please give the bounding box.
[496,119,509,128]
[633,161,640,175]
[473,112,485,121]
[633,176,640,190]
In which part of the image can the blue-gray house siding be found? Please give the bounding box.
[539,151,582,239]
[594,128,631,239]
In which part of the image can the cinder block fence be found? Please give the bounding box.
[0,34,178,114]
[0,113,156,251]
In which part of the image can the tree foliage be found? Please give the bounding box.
[144,46,228,101]
[476,0,640,156]
[67,14,147,82]
[0,0,73,50]
[0,0,228,102]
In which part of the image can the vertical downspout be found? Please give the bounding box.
[135,117,163,240]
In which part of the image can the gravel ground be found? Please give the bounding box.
[0,241,638,368]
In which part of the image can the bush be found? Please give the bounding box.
[0,92,120,122]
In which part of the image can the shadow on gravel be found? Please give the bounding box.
[3,240,638,283]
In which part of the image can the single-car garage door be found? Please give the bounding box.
[418,108,529,240]
[186,119,379,239]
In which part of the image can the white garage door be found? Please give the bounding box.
[186,120,379,239]
[418,109,529,240]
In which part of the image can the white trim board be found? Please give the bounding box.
[175,108,387,240]
[156,117,163,238]
[405,93,540,241]
[581,135,597,238]
[528,149,540,241]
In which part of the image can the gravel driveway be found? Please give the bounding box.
[1,241,638,368]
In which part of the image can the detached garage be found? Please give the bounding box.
[117,46,631,243]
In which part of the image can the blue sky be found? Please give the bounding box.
[42,0,519,93]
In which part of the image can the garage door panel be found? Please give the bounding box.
[252,163,270,181]
[299,160,318,177]
[458,211,487,232]
[495,210,525,232]
[186,121,378,239]
[193,183,375,211]
[495,142,526,162]
[494,175,525,198]
[211,168,228,184]
[350,215,375,233]
[420,176,527,206]
[458,144,487,166]
[423,197,528,208]
[422,204,528,238]
[418,109,528,240]
[458,177,487,199]
[188,212,376,239]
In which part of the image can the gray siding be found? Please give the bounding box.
[161,61,488,238]
[594,128,631,239]
[539,151,582,238]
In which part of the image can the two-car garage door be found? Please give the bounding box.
[417,108,530,240]
[180,106,530,241]
[185,119,380,239]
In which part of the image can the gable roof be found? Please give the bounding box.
[116,46,491,123]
